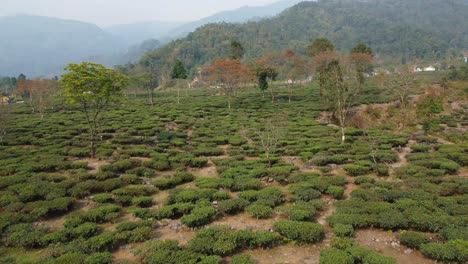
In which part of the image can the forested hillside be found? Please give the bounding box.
[140,0,468,75]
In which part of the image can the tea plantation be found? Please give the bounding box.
[0,81,466,264]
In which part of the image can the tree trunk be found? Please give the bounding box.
[340,125,346,144]
[270,86,275,104]
[177,87,180,104]
[150,89,154,106]
[90,131,96,158]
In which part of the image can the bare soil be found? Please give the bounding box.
[211,212,281,231]
[355,229,437,264]
[187,159,218,178]
[246,244,324,264]
[156,219,196,245]
[113,243,141,263]
[77,158,110,174]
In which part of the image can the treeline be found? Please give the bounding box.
[131,0,468,77]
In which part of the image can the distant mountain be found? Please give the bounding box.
[118,39,162,65]
[106,21,185,46]
[167,0,308,39]
[141,0,468,75]
[0,15,126,77]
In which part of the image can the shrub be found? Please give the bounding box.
[421,240,467,263]
[212,191,230,201]
[355,176,375,185]
[320,248,353,264]
[274,220,325,244]
[154,172,195,190]
[218,199,249,215]
[131,196,153,207]
[333,224,354,238]
[399,231,429,249]
[195,178,233,189]
[327,186,344,199]
[330,237,355,250]
[231,254,256,264]
[92,193,113,204]
[83,204,120,223]
[378,211,408,230]
[344,164,372,176]
[85,252,113,264]
[71,222,99,238]
[246,204,273,219]
[6,223,48,248]
[362,251,397,264]
[189,226,238,255]
[181,206,217,228]
[53,253,87,264]
[152,203,194,220]
[85,232,116,252]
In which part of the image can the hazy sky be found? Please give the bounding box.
[1,0,280,26]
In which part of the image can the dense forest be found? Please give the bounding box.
[138,0,468,76]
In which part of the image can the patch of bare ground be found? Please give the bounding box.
[113,243,141,263]
[151,191,169,208]
[355,229,437,264]
[76,158,110,174]
[131,157,152,162]
[36,215,66,231]
[282,156,320,173]
[246,244,324,264]
[316,197,336,245]
[187,159,218,178]
[211,212,281,231]
[156,219,196,245]
[344,178,358,200]
[74,199,96,211]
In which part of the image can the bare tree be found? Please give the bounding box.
[253,118,286,168]
[15,79,59,119]
[316,52,373,143]
[377,67,419,130]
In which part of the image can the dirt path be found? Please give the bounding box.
[187,159,218,178]
[76,158,110,174]
[246,244,323,264]
[355,229,437,264]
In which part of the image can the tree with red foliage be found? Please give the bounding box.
[16,79,59,118]
[203,58,253,109]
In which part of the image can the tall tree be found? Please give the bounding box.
[350,43,374,84]
[253,57,279,103]
[202,58,252,109]
[15,79,59,118]
[171,60,187,104]
[308,38,336,95]
[61,62,128,158]
[377,66,419,130]
[281,50,309,103]
[316,49,373,143]
[307,38,335,58]
[229,40,245,60]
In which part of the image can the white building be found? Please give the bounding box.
[423,66,436,72]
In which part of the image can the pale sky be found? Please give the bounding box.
[1,0,280,26]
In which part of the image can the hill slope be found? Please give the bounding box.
[167,0,307,39]
[106,21,185,45]
[0,15,126,77]
[141,0,468,75]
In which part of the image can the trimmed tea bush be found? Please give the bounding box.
[274,220,325,244]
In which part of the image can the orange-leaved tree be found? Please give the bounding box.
[16,79,59,118]
[202,58,252,109]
